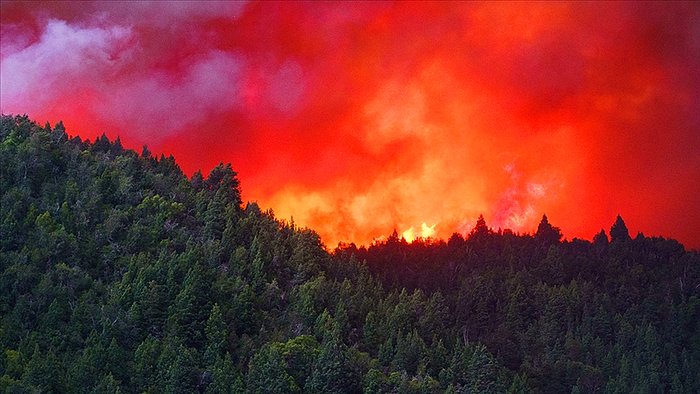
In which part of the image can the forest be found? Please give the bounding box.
[1,114,699,393]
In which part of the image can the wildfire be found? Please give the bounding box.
[402,222,437,243]
[2,2,698,248]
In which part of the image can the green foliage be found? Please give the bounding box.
[247,345,299,394]
[91,373,122,394]
[23,345,64,392]
[363,310,381,352]
[1,115,699,393]
[393,329,427,375]
[206,354,242,394]
[204,303,228,365]
[363,368,388,393]
[276,335,320,389]
[132,335,160,392]
[305,336,357,393]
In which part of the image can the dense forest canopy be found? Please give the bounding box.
[1,114,699,393]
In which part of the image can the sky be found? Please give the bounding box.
[2,1,699,248]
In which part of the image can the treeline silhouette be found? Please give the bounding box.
[1,114,698,393]
[331,214,700,392]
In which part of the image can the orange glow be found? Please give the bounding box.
[2,2,699,248]
[401,223,436,243]
[402,228,415,244]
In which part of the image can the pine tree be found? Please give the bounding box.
[469,214,491,241]
[305,336,356,393]
[378,336,395,367]
[166,265,211,348]
[247,345,299,394]
[204,303,228,366]
[279,335,320,389]
[23,345,64,392]
[467,344,503,393]
[429,337,450,377]
[334,301,350,343]
[393,329,426,375]
[363,311,382,352]
[363,368,387,393]
[507,373,528,393]
[105,337,128,386]
[132,336,161,392]
[610,215,630,242]
[206,354,241,394]
[164,344,196,394]
[535,214,563,245]
[91,373,122,394]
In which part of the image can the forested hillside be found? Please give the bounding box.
[1,114,699,393]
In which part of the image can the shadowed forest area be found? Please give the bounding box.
[1,114,699,393]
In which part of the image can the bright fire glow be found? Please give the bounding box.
[1,2,699,248]
[402,222,436,243]
[422,223,436,239]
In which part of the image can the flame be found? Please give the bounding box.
[402,227,415,243]
[402,222,436,243]
[421,222,436,238]
[2,2,699,248]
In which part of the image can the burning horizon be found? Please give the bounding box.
[2,1,699,248]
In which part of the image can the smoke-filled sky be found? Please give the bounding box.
[2,1,699,248]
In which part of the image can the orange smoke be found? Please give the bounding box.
[2,2,699,248]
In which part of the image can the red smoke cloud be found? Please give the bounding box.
[2,1,699,248]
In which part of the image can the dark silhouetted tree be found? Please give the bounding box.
[610,215,630,242]
[535,214,562,245]
[469,214,491,241]
[3,115,699,394]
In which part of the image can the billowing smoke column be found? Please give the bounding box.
[2,1,699,248]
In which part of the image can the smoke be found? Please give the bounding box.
[2,1,699,248]
[1,19,132,115]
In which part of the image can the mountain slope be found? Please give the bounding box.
[1,114,699,393]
